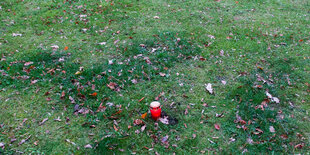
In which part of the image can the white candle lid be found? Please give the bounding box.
[150,101,161,108]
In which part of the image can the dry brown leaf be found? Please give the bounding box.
[96,102,106,112]
[133,119,144,126]
[39,118,48,126]
[107,82,118,90]
[214,124,220,130]
[138,97,145,102]
[128,125,132,129]
[60,91,65,99]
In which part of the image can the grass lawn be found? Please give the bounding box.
[0,0,309,154]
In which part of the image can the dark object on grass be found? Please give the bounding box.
[161,111,178,125]
[74,104,80,112]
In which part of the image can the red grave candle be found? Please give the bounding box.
[150,101,161,120]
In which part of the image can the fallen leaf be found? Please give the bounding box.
[0,142,4,148]
[114,39,119,44]
[253,128,264,135]
[184,123,187,128]
[10,138,16,143]
[133,119,144,126]
[184,108,188,115]
[46,97,52,101]
[272,97,280,103]
[138,97,145,102]
[141,112,147,119]
[269,126,275,133]
[155,92,164,100]
[208,35,215,39]
[24,62,33,66]
[208,138,215,144]
[229,137,236,143]
[131,79,138,84]
[51,45,59,50]
[294,143,304,149]
[128,125,132,129]
[266,92,273,99]
[74,104,80,112]
[106,102,114,107]
[12,33,22,37]
[215,113,224,117]
[44,91,50,96]
[78,107,90,114]
[257,66,263,70]
[280,134,288,140]
[161,135,169,143]
[107,82,118,90]
[31,80,38,84]
[214,124,220,130]
[65,139,76,146]
[159,72,166,77]
[90,92,97,97]
[54,117,62,122]
[96,102,106,112]
[141,125,146,132]
[75,71,82,75]
[205,83,213,94]
[159,117,169,124]
[60,91,65,99]
[69,96,75,104]
[84,144,92,149]
[97,42,107,46]
[39,118,48,126]
[58,57,65,62]
[247,137,254,144]
[19,135,31,145]
[219,50,224,56]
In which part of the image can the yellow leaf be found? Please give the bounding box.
[75,71,82,75]
[141,112,147,119]
[257,66,263,70]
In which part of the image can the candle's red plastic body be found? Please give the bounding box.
[150,107,161,120]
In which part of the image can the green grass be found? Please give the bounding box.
[0,0,309,154]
